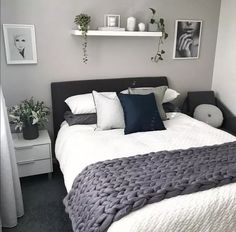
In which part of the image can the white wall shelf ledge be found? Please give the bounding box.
[71,30,162,37]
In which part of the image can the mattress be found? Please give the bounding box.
[55,113,236,232]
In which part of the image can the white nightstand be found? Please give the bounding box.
[12,130,53,178]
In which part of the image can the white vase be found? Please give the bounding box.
[138,23,146,32]
[127,17,136,31]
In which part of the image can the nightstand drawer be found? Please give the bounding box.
[18,159,52,177]
[15,144,50,162]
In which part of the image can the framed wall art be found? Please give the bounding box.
[3,24,38,64]
[104,15,120,28]
[173,20,202,59]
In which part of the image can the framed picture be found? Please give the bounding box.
[173,20,202,59]
[3,24,37,64]
[104,15,120,28]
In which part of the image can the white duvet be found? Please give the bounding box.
[55,113,236,232]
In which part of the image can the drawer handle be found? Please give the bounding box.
[15,146,33,150]
[18,160,35,165]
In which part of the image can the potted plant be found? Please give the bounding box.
[9,98,50,140]
[148,8,158,32]
[74,13,91,64]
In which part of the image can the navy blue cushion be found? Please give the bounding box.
[118,93,166,134]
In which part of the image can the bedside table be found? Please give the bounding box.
[12,130,53,178]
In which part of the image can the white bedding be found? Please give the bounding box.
[55,113,236,232]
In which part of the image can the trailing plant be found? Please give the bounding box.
[149,8,168,62]
[149,8,157,24]
[74,13,91,64]
[8,97,50,131]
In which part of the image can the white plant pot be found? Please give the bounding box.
[77,25,90,31]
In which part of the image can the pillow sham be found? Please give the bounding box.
[120,89,129,94]
[92,91,125,130]
[64,111,97,126]
[118,93,166,134]
[65,92,115,114]
[65,93,96,114]
[163,88,180,103]
[128,86,167,120]
[121,87,180,103]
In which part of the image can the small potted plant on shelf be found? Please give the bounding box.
[148,8,158,32]
[8,98,50,140]
[148,8,168,62]
[74,13,91,64]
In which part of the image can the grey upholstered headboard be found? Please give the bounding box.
[51,76,168,137]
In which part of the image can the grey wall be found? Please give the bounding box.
[212,0,236,116]
[1,0,221,135]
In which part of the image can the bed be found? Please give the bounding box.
[51,77,236,232]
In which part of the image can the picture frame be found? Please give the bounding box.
[104,14,120,28]
[173,20,202,59]
[3,24,38,64]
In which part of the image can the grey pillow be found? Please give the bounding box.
[128,86,168,120]
[64,111,97,126]
[193,104,224,128]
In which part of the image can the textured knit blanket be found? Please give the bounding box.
[64,142,236,232]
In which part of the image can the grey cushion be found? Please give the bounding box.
[64,111,97,126]
[128,86,167,120]
[193,104,224,128]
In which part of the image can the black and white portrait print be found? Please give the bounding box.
[173,20,202,59]
[3,24,37,64]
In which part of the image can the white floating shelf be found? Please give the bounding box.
[71,30,162,37]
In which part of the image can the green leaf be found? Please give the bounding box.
[159,18,164,26]
[150,19,155,24]
[149,8,156,15]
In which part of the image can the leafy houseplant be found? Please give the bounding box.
[9,98,50,140]
[148,8,158,32]
[148,8,168,62]
[74,14,91,64]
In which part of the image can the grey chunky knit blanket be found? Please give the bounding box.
[64,141,236,232]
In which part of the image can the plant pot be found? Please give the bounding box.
[148,23,158,32]
[77,25,90,31]
[22,124,39,140]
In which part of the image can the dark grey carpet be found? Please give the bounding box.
[3,165,73,232]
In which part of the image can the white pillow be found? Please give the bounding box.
[120,87,180,103]
[120,89,129,94]
[92,91,125,130]
[65,93,96,114]
[163,88,180,103]
[65,92,115,114]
